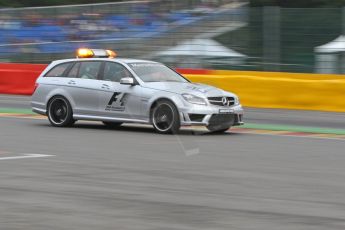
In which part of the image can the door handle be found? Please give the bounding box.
[101,84,110,89]
[68,80,76,85]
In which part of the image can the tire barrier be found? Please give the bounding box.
[0,63,46,95]
[185,69,345,112]
[1,64,344,112]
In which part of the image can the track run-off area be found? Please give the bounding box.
[1,94,345,230]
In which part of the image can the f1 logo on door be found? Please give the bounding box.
[105,92,128,111]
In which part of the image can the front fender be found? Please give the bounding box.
[145,92,185,117]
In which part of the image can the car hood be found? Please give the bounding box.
[143,82,236,98]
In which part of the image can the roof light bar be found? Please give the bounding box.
[76,48,117,58]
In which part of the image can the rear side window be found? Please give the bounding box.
[44,62,71,77]
[67,62,80,78]
[78,61,102,80]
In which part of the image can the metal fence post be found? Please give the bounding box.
[263,6,281,72]
[341,7,345,74]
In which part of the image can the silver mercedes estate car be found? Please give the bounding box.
[31,48,243,134]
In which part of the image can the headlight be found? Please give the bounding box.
[234,96,240,105]
[182,93,207,105]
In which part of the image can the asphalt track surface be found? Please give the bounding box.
[1,94,345,230]
[2,94,345,129]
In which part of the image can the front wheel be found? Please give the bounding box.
[151,100,180,134]
[47,96,75,127]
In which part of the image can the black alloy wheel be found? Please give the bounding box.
[47,96,75,127]
[152,100,180,134]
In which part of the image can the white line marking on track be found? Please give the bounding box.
[0,154,55,161]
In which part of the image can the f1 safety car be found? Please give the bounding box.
[31,48,243,134]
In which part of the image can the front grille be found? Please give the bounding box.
[208,114,235,126]
[208,96,235,106]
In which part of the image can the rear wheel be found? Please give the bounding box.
[102,121,123,128]
[47,96,75,127]
[151,100,180,134]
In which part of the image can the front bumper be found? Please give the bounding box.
[179,104,244,127]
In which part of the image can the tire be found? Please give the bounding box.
[47,96,75,127]
[207,125,231,133]
[151,100,180,134]
[102,121,123,128]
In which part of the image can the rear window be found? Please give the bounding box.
[44,62,72,78]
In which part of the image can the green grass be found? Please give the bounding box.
[243,123,345,135]
[0,108,35,114]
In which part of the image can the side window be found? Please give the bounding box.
[103,62,133,82]
[66,62,80,78]
[44,62,71,78]
[78,61,102,80]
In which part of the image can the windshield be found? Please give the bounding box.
[128,63,189,83]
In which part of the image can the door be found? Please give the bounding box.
[98,62,143,120]
[61,61,103,116]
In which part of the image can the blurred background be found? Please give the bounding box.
[0,0,345,74]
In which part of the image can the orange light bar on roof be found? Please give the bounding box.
[76,48,94,58]
[106,49,117,58]
[76,48,117,58]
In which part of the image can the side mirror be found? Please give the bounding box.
[120,77,135,85]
